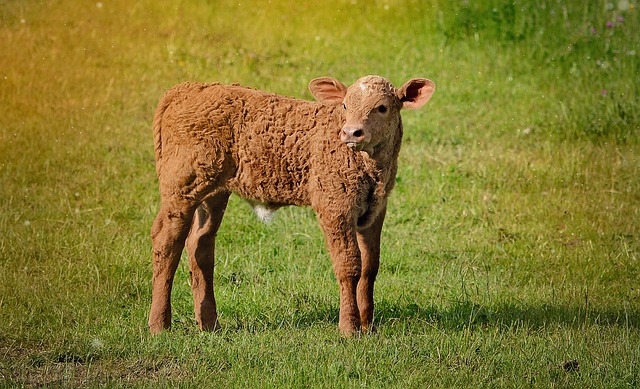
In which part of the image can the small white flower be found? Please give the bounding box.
[618,0,630,11]
[90,338,104,349]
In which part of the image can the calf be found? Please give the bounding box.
[149,75,435,335]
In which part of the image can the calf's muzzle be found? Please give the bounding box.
[341,126,366,150]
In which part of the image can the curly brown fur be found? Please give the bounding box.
[148,75,435,336]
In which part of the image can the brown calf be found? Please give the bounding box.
[149,75,435,336]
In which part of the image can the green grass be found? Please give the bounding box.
[1,0,639,387]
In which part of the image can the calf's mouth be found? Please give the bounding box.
[345,141,365,151]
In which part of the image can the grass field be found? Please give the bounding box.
[1,0,639,387]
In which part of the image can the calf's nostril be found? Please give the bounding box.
[352,130,364,139]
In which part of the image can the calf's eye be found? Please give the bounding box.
[377,105,387,113]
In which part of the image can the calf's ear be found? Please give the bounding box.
[309,77,348,106]
[397,78,435,109]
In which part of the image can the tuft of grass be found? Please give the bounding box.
[1,0,639,387]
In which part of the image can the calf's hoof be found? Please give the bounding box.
[148,319,171,335]
[361,322,377,334]
[338,322,361,338]
[340,328,361,338]
[199,316,221,332]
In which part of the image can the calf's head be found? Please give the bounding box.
[309,75,435,155]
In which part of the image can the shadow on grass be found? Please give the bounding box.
[373,299,640,331]
[221,298,639,333]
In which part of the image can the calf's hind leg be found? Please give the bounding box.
[185,192,230,331]
[149,198,197,334]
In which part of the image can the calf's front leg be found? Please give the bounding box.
[317,213,362,336]
[356,206,386,332]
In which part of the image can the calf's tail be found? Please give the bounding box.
[152,88,180,176]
